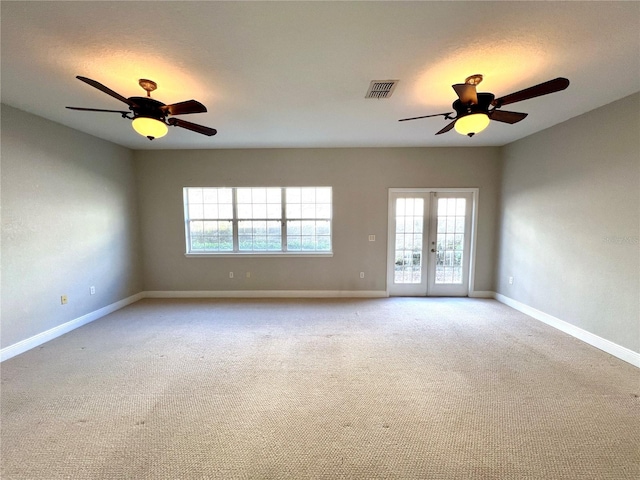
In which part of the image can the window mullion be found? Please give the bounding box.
[183,190,192,253]
[281,187,287,252]
[232,188,239,252]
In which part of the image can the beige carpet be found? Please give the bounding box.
[1,298,638,479]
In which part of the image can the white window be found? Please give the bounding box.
[184,187,332,254]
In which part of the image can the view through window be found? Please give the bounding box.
[184,187,332,254]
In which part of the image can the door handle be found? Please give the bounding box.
[430,248,436,253]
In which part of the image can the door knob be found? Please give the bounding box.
[431,248,436,253]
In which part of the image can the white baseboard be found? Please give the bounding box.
[145,290,389,299]
[0,290,384,362]
[5,290,637,368]
[494,293,640,368]
[0,292,145,362]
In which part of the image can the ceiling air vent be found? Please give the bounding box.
[365,80,399,99]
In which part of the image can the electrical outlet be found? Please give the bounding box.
[360,272,365,278]
[246,272,251,278]
[508,276,514,285]
[368,235,376,242]
[229,272,234,279]
[60,295,68,305]
[90,286,96,295]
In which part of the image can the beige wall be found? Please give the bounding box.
[1,105,143,349]
[134,147,501,293]
[496,93,640,352]
[4,94,637,357]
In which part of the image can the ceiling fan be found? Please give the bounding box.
[66,76,217,140]
[399,75,570,137]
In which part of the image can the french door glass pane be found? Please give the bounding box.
[435,198,466,284]
[394,198,424,284]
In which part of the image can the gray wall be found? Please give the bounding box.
[135,147,501,293]
[1,105,143,349]
[496,93,640,352]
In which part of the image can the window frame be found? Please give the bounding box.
[183,186,333,257]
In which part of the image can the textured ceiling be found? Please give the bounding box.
[1,1,638,150]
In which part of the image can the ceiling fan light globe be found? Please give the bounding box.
[454,113,490,136]
[132,117,168,139]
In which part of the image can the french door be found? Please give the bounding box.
[387,189,475,296]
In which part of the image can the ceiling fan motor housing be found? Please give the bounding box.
[453,92,495,117]
[129,96,167,122]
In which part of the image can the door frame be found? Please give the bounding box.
[386,187,479,297]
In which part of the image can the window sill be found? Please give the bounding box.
[185,252,333,258]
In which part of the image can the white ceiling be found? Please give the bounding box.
[2,1,639,150]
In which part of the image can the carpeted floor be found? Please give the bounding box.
[1,298,638,479]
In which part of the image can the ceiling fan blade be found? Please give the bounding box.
[398,112,453,122]
[76,76,138,108]
[168,117,217,136]
[493,77,570,107]
[489,110,528,124]
[66,106,130,114]
[160,100,207,116]
[452,83,478,105]
[435,120,456,135]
